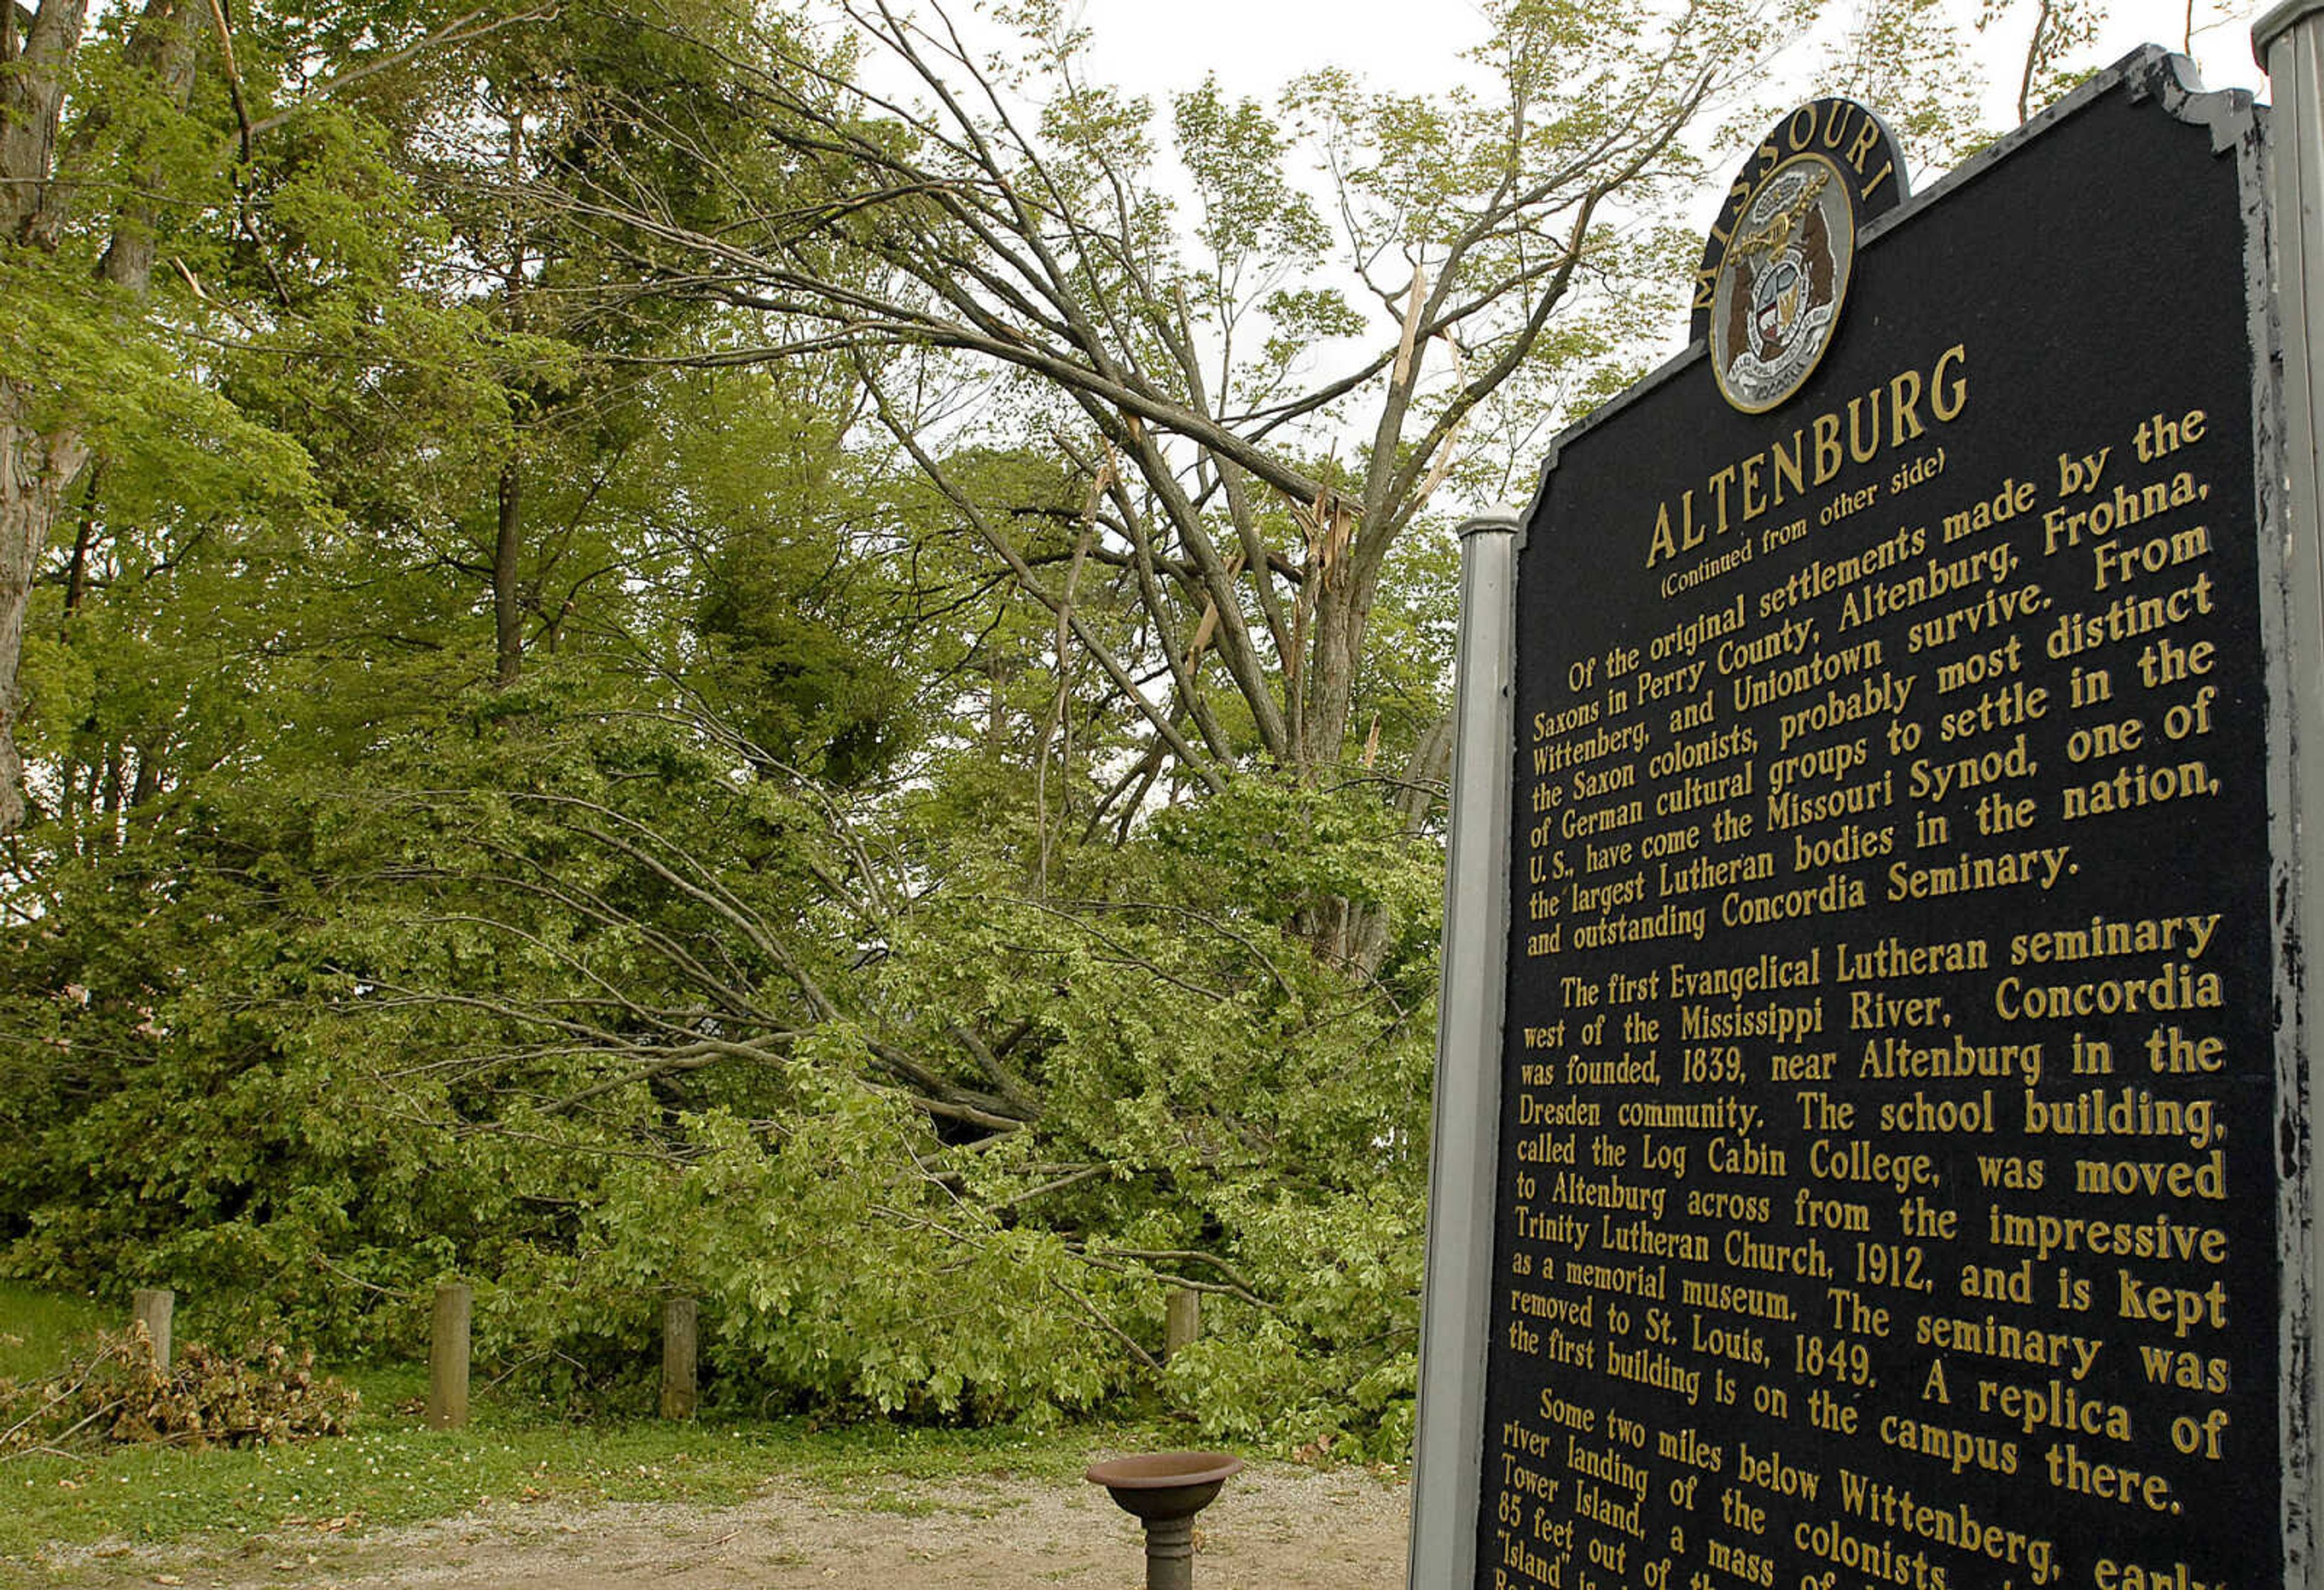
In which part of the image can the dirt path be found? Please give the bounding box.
[44,1463,1411,1589]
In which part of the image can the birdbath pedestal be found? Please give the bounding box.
[1085,1450,1244,1590]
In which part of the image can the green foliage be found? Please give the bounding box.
[1,661,1445,1448]
[0,261,324,526]
[522,1110,1129,1422]
[1165,1179,1426,1462]
[5,0,2078,1467]
[1981,0,2106,125]
[1826,0,1991,172]
[1,0,1452,1461]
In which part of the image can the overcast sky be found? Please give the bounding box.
[866,0,2277,487]
[1068,0,2271,174]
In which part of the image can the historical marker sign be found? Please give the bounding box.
[1410,47,2322,1590]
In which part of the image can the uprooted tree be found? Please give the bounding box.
[530,0,1812,947]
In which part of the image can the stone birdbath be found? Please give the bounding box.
[1084,1450,1244,1590]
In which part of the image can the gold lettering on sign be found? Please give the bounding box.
[1505,358,2254,1590]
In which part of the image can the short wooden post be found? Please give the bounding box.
[427,1282,471,1430]
[130,1288,173,1372]
[1164,1287,1200,1361]
[660,1296,698,1420]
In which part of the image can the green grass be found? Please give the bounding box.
[0,1283,109,1382]
[0,1280,257,1385]
[0,1284,1172,1577]
[765,1415,1158,1485]
[4,1410,1167,1575]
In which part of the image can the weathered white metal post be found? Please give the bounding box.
[2256,1,2324,1570]
[1406,508,1521,1589]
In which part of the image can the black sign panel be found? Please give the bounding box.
[1482,58,2277,1590]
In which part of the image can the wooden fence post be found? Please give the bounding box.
[660,1296,698,1420]
[1164,1287,1200,1361]
[130,1288,173,1372]
[428,1282,471,1430]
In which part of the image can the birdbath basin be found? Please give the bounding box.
[1085,1451,1243,1590]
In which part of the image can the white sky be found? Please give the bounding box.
[1071,0,2272,172]
[865,0,2279,499]
[1055,0,2273,414]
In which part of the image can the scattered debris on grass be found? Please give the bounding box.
[1,1328,358,1456]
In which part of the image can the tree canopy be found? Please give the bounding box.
[0,0,2134,1446]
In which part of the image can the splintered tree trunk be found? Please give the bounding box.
[1300,531,1399,780]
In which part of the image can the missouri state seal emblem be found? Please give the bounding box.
[1711,152,1853,413]
[1692,99,1909,414]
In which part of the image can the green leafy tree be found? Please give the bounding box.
[9,0,2101,1456]
[1826,0,1991,171]
[1981,0,2106,124]
[0,0,570,831]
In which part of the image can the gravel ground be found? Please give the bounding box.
[33,1461,1411,1589]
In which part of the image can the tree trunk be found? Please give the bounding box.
[96,0,197,289]
[0,0,197,833]
[1298,534,1400,783]
[0,410,88,832]
[60,463,99,632]
[0,0,92,243]
[492,105,526,688]
[129,740,160,808]
[0,0,95,831]
[494,457,524,685]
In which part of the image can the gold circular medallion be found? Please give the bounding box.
[1710,152,1856,414]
